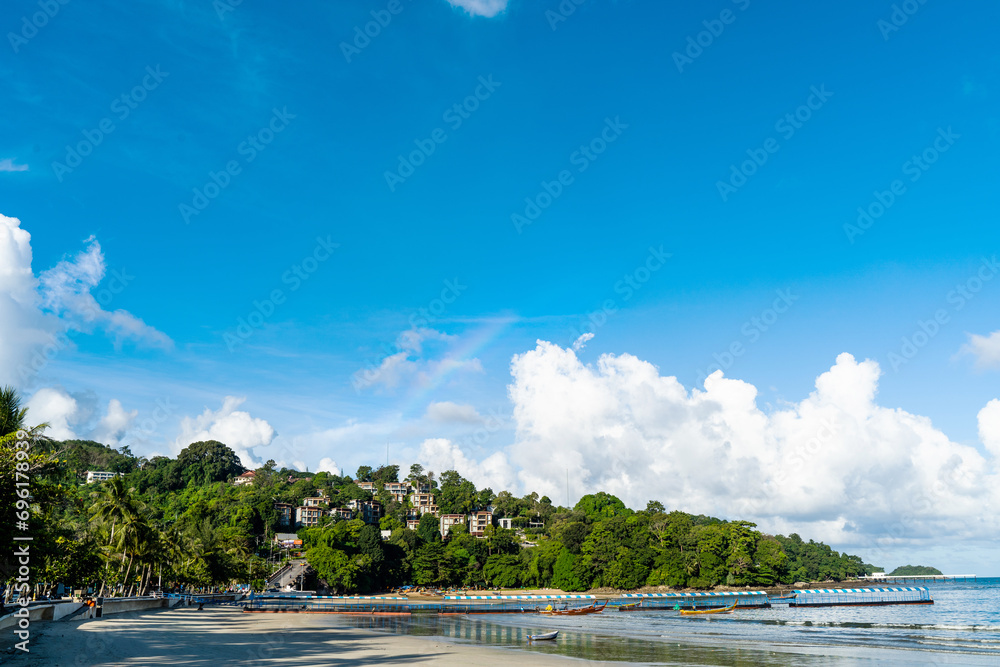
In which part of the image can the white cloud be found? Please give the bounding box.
[352,327,483,392]
[572,332,594,351]
[0,158,28,172]
[445,0,508,18]
[425,401,483,424]
[91,399,138,446]
[26,387,79,440]
[960,330,1000,369]
[417,437,517,492]
[0,213,171,387]
[500,341,998,555]
[978,399,1000,458]
[38,236,172,350]
[317,457,340,474]
[174,396,276,468]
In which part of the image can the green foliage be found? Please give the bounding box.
[888,565,942,576]
[8,403,879,597]
[175,440,245,486]
[436,470,478,514]
[574,492,631,521]
[551,548,587,591]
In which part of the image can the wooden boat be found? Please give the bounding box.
[679,601,738,615]
[539,600,608,616]
[527,631,558,641]
[617,601,643,611]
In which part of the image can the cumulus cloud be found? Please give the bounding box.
[445,0,508,18]
[960,330,1000,369]
[91,399,138,446]
[352,327,483,392]
[417,437,517,492]
[425,401,483,424]
[497,341,998,553]
[0,213,171,387]
[317,457,340,474]
[978,399,1000,458]
[26,387,79,440]
[0,158,29,172]
[174,396,276,468]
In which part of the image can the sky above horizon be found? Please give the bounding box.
[2,0,999,573]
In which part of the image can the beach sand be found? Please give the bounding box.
[6,606,622,666]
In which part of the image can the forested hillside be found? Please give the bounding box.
[1,427,879,596]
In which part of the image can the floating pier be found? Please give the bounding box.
[859,573,976,584]
[621,591,771,609]
[786,586,933,607]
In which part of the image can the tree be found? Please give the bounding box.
[574,492,631,521]
[175,440,244,486]
[483,554,521,588]
[552,548,587,592]
[437,470,477,514]
[355,466,374,482]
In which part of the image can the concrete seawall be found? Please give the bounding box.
[0,597,180,631]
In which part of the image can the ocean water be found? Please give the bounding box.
[337,579,1000,665]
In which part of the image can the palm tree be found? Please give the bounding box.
[0,385,49,444]
[0,385,28,437]
[90,476,138,553]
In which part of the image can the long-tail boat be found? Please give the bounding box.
[679,600,738,615]
[539,600,608,615]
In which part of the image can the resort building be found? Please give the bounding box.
[302,493,329,508]
[328,507,354,521]
[233,470,256,486]
[354,480,377,493]
[406,518,420,531]
[383,482,410,503]
[85,471,123,484]
[274,502,294,526]
[295,505,322,528]
[347,499,382,525]
[498,517,514,530]
[439,514,466,538]
[470,510,493,537]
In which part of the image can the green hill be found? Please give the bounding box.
[888,565,942,576]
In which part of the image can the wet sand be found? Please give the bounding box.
[5,606,622,666]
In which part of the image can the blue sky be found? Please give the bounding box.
[3,0,1000,571]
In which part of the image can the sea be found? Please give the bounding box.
[337,578,1000,666]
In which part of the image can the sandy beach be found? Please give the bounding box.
[5,606,622,667]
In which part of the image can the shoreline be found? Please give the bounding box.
[3,606,624,667]
[6,600,998,667]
